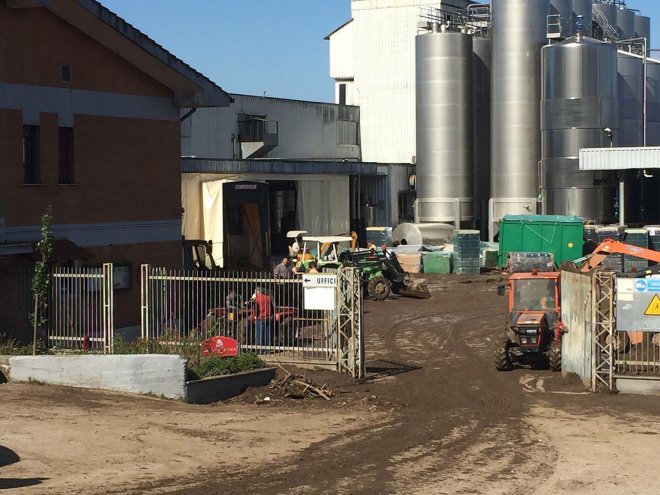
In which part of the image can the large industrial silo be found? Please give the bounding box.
[472,36,490,235]
[647,60,660,146]
[415,27,473,225]
[617,52,644,147]
[541,36,618,222]
[572,0,593,36]
[616,6,635,40]
[490,0,549,239]
[643,60,660,221]
[635,15,651,52]
[550,0,573,38]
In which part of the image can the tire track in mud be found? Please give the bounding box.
[162,281,554,495]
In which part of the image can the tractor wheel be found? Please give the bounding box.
[495,338,513,371]
[548,341,562,372]
[278,318,294,347]
[367,276,391,301]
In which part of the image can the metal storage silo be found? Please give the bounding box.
[593,2,617,40]
[490,0,549,239]
[415,28,473,225]
[617,52,644,147]
[541,36,618,222]
[635,15,651,52]
[643,60,660,222]
[647,60,660,146]
[472,36,490,235]
[616,7,635,40]
[550,0,573,38]
[572,0,593,36]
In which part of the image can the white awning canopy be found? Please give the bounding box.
[579,147,660,170]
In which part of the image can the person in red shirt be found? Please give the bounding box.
[250,286,273,353]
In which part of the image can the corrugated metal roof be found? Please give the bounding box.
[579,147,660,170]
[181,158,408,176]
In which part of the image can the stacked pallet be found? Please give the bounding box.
[623,228,650,273]
[596,225,626,272]
[453,230,480,275]
[422,252,453,274]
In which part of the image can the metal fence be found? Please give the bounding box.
[140,265,365,377]
[48,264,114,353]
[0,261,34,343]
[592,271,660,391]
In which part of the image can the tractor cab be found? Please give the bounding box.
[297,236,353,272]
[496,271,562,371]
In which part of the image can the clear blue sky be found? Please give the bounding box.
[101,0,351,102]
[100,1,660,102]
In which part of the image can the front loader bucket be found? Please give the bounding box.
[398,278,431,299]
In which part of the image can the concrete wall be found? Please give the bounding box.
[9,355,187,399]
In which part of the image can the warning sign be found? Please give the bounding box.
[644,294,660,316]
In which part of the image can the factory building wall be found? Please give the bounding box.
[181,95,361,161]
[328,0,471,164]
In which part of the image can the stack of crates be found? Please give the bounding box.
[644,226,660,254]
[453,230,480,275]
[596,225,626,272]
[480,241,499,268]
[422,252,453,274]
[583,225,599,253]
[624,228,649,273]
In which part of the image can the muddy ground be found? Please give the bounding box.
[3,275,660,494]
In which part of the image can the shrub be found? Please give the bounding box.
[188,353,265,380]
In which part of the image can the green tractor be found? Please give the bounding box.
[339,249,430,301]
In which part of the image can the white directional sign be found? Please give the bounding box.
[302,274,337,288]
[302,274,337,310]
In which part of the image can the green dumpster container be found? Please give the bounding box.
[498,215,584,268]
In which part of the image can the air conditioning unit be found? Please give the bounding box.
[0,217,5,242]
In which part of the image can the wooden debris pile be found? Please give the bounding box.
[270,364,334,401]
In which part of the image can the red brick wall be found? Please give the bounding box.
[0,3,181,227]
[0,110,180,226]
[87,241,182,328]
[0,4,171,97]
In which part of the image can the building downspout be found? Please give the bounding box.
[180,108,197,122]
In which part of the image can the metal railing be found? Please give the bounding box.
[48,264,114,353]
[593,7,618,41]
[140,266,350,368]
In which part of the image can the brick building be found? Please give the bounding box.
[0,0,230,334]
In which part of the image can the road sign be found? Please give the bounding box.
[616,278,660,331]
[644,294,660,316]
[302,274,337,288]
[634,279,660,292]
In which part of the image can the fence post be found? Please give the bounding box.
[102,263,114,354]
[141,264,150,343]
[355,268,365,379]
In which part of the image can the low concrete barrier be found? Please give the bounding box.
[186,368,276,404]
[9,355,187,399]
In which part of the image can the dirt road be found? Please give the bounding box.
[3,275,660,494]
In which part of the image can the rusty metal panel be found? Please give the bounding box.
[560,270,593,383]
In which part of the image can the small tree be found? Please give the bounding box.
[31,206,54,355]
